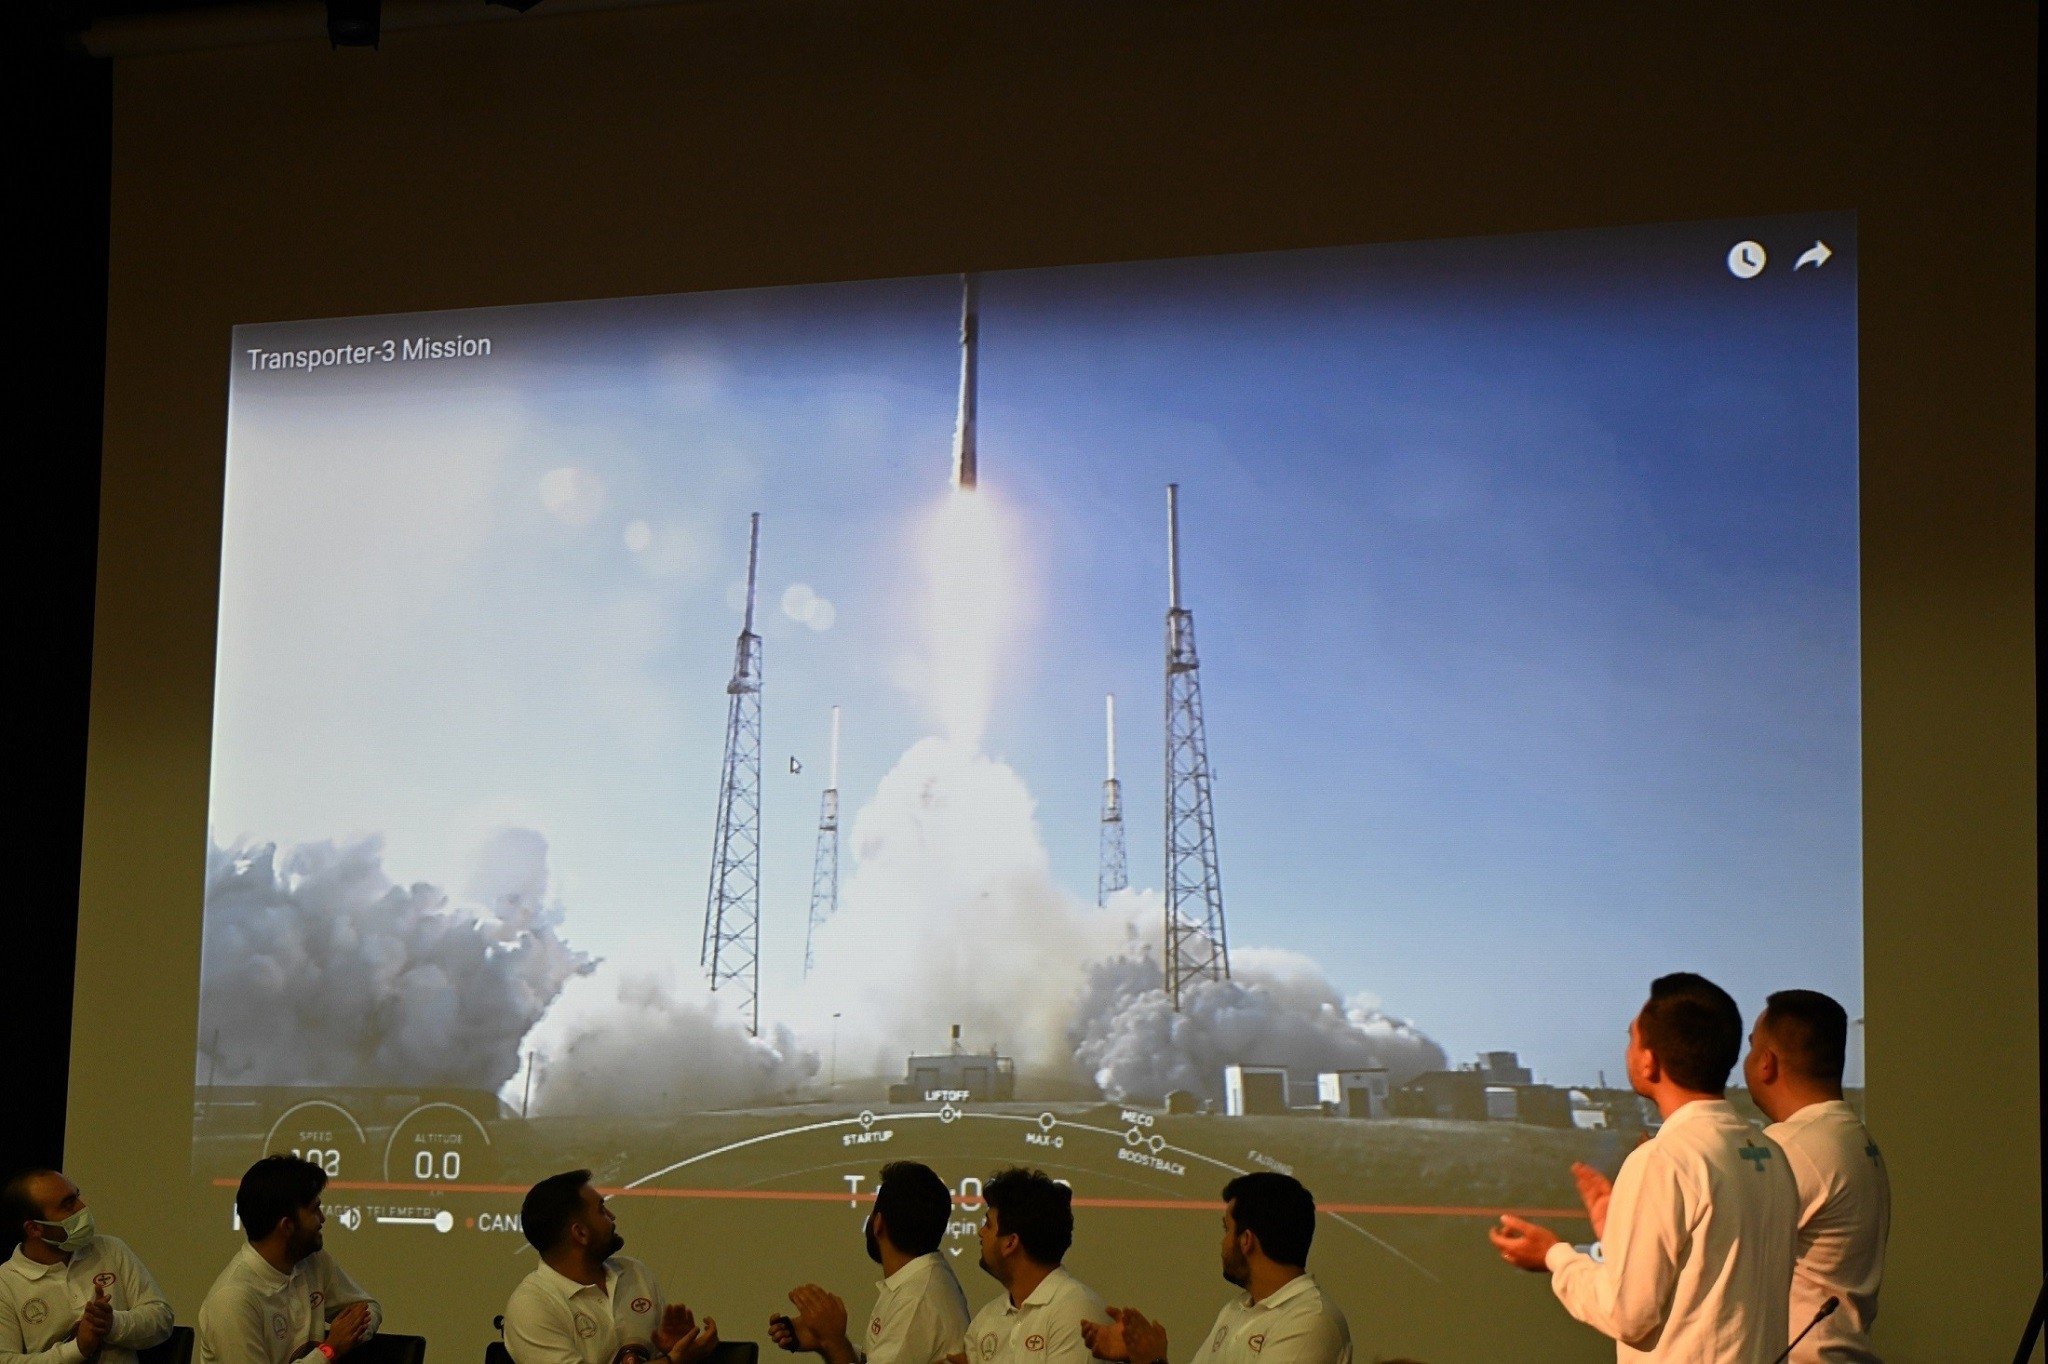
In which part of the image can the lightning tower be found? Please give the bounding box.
[702,512,764,1035]
[1163,483,1229,1007]
[804,706,842,975]
[1098,694,1127,905]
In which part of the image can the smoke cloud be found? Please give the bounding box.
[196,830,593,1091]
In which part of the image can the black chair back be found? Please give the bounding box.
[138,1326,195,1364]
[709,1343,759,1364]
[356,1333,428,1364]
[484,1344,515,1364]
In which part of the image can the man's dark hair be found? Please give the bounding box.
[1,1169,60,1253]
[521,1170,594,1253]
[874,1162,951,1256]
[236,1155,328,1243]
[1637,972,1743,1094]
[1762,989,1850,1084]
[982,1167,1073,1266]
[1221,1172,1317,1267]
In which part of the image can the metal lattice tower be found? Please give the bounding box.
[1098,693,1128,905]
[702,512,764,1035]
[1163,483,1229,1007]
[804,706,842,976]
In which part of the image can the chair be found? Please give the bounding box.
[356,1332,427,1364]
[138,1326,194,1364]
[708,1343,758,1364]
[484,1315,514,1364]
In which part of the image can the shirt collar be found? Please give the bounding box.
[1247,1273,1315,1312]
[535,1260,612,1300]
[1657,1097,1735,1133]
[881,1252,941,1294]
[237,1243,294,1294]
[5,1245,63,1281]
[1015,1266,1070,1311]
[1778,1098,1856,1128]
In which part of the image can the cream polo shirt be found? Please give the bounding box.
[859,1254,969,1364]
[964,1268,1105,1364]
[1183,1273,1350,1364]
[503,1258,665,1364]
[1765,1101,1890,1364]
[0,1237,173,1364]
[196,1245,381,1364]
[1544,1099,1798,1362]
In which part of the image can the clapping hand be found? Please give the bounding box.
[658,1306,718,1364]
[1082,1308,1167,1364]
[1570,1162,1613,1241]
[75,1288,113,1361]
[1488,1214,1562,1271]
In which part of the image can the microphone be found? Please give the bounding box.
[1771,1296,1839,1364]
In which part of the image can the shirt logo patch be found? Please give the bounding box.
[23,1302,48,1325]
[1024,1336,1046,1353]
[1248,1336,1265,1355]
[310,1293,325,1310]
[94,1274,117,1291]
[631,1299,653,1315]
[574,1314,599,1340]
[979,1334,998,1359]
[273,1314,289,1339]
[1736,1142,1773,1173]
[870,1319,883,1337]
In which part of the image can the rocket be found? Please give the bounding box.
[951,273,978,490]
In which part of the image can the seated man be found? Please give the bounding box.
[1488,972,1799,1362]
[503,1170,719,1364]
[1081,1173,1351,1364]
[771,1161,969,1364]
[198,1155,381,1364]
[959,1169,1105,1364]
[1744,989,1891,1363]
[1,1169,173,1364]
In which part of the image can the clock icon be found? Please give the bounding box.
[1727,240,1768,279]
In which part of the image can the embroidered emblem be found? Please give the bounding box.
[1736,1142,1773,1173]
[22,1302,48,1325]
[574,1314,599,1339]
[631,1299,653,1315]
[870,1320,883,1337]
[310,1293,325,1310]
[1024,1337,1045,1353]
[273,1314,289,1339]
[979,1335,998,1360]
[1248,1337,1265,1355]
[94,1273,117,1291]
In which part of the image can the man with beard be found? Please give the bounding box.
[0,1168,173,1364]
[197,1156,381,1364]
[503,1171,720,1364]
[1081,1173,1351,1364]
[957,1169,1104,1364]
[769,1162,969,1364]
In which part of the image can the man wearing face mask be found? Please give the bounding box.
[503,1170,719,1364]
[1080,1173,1351,1364]
[1,1169,172,1364]
[197,1156,381,1364]
[769,1162,969,1364]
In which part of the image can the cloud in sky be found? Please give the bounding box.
[539,466,606,526]
[781,582,837,632]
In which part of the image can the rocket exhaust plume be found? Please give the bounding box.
[951,274,978,491]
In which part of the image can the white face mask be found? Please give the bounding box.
[34,1208,96,1254]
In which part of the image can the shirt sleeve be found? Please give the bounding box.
[0,1296,86,1364]
[867,1297,948,1364]
[1546,1143,1691,1349]
[1038,1298,1097,1364]
[108,1245,175,1350]
[197,1287,278,1364]
[312,1259,380,1340]
[501,1290,582,1364]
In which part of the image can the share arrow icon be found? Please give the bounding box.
[1795,241,1833,270]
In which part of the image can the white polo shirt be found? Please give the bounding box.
[0,1237,173,1364]
[1766,1101,1890,1364]
[197,1245,381,1364]
[1544,1099,1798,1361]
[1184,1273,1350,1364]
[503,1258,665,1364]
[964,1268,1105,1364]
[860,1254,969,1364]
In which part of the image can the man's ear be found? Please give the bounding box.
[1753,1047,1779,1087]
[870,1209,887,1243]
[1238,1226,1263,1261]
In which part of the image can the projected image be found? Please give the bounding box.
[194,217,1859,1271]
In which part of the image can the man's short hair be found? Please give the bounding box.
[236,1155,328,1243]
[874,1162,951,1257]
[1638,972,1743,1094]
[521,1170,594,1254]
[1762,989,1850,1084]
[1,1169,61,1252]
[982,1168,1073,1266]
[1221,1172,1317,1267]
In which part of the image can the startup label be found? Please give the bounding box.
[245,335,493,372]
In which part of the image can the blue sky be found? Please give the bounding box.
[212,212,1861,1086]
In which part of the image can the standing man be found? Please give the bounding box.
[770,1161,970,1364]
[1,1170,172,1364]
[1081,1172,1351,1364]
[1488,972,1799,1361]
[197,1155,381,1364]
[1744,990,1890,1362]
[958,1169,1105,1364]
[503,1170,718,1364]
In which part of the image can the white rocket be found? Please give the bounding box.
[951,273,978,491]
